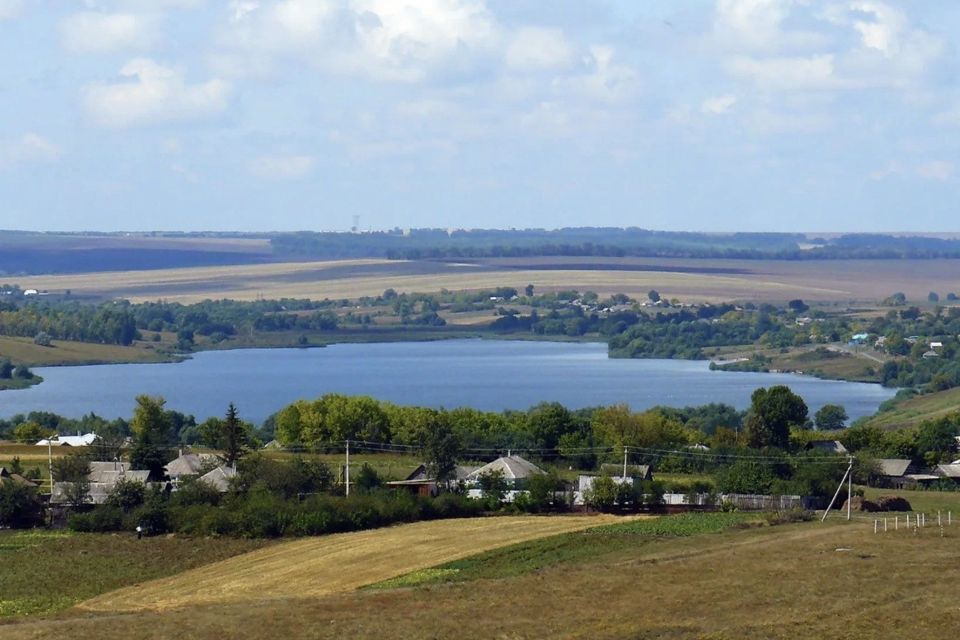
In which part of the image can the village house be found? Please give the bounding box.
[35,432,99,447]
[385,464,479,497]
[465,454,546,501]
[50,461,151,505]
[164,450,219,484]
[875,458,938,489]
[0,466,36,488]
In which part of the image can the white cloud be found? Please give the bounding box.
[0,133,62,169]
[505,27,573,72]
[726,54,837,91]
[0,0,23,21]
[701,94,737,114]
[916,160,953,182]
[61,12,160,53]
[83,59,231,128]
[250,154,316,179]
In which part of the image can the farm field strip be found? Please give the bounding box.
[78,514,627,613]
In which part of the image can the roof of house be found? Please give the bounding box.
[876,459,913,477]
[165,452,218,478]
[36,433,99,447]
[937,464,960,478]
[50,462,151,504]
[807,440,848,455]
[466,455,546,481]
[399,464,479,483]
[199,465,237,492]
[0,467,36,487]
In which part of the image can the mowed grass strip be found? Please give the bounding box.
[78,514,626,613]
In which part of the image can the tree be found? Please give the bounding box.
[787,299,809,313]
[524,284,535,297]
[744,386,808,449]
[12,421,54,443]
[13,364,32,379]
[814,404,848,430]
[129,395,173,480]
[33,331,52,346]
[52,454,92,509]
[200,403,252,466]
[477,469,508,507]
[915,415,960,465]
[0,358,13,379]
[0,482,43,528]
[584,475,618,512]
[647,290,661,303]
[928,291,940,303]
[354,464,383,494]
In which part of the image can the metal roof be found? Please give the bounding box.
[467,455,546,481]
[876,459,912,477]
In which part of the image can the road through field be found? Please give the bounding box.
[78,515,627,613]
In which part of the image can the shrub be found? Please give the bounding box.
[69,505,124,532]
[0,482,43,528]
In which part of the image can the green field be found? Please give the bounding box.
[0,336,176,368]
[0,530,268,617]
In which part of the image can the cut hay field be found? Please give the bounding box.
[77,514,625,613]
[14,257,960,305]
[8,516,960,639]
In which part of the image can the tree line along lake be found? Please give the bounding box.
[0,340,895,424]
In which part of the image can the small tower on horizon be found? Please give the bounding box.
[351,215,360,233]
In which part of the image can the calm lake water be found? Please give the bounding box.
[0,340,895,424]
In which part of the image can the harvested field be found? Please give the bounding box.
[78,514,625,613]
[10,518,960,639]
[14,257,960,304]
[0,336,173,367]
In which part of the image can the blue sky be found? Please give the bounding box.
[0,0,958,233]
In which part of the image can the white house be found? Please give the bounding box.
[36,433,99,447]
[465,455,546,502]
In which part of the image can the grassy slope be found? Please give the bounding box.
[0,531,268,618]
[862,387,960,430]
[0,336,175,367]
[9,517,960,639]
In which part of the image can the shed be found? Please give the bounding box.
[0,467,36,487]
[598,463,652,481]
[875,458,919,488]
[385,464,478,497]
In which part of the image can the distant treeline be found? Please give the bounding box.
[272,229,960,261]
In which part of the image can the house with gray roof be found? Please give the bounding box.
[385,464,479,497]
[465,455,546,502]
[198,465,237,492]
[165,451,219,482]
[51,461,151,505]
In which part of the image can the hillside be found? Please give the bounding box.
[862,387,960,430]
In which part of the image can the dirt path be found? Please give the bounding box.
[78,515,628,613]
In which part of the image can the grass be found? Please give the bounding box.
[76,514,624,613]
[862,387,960,430]
[0,336,175,367]
[860,486,960,513]
[12,515,960,638]
[366,512,755,589]
[0,375,43,390]
[0,530,267,618]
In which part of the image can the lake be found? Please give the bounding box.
[0,340,895,424]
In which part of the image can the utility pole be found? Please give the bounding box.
[345,440,351,498]
[847,455,853,521]
[47,439,53,493]
[622,446,628,480]
[821,456,854,523]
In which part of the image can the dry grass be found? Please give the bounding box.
[77,514,625,613]
[14,256,960,305]
[8,519,960,639]
[862,387,960,431]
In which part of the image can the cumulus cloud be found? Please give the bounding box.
[0,133,62,169]
[249,154,316,179]
[726,54,837,91]
[701,94,737,114]
[61,12,160,53]
[505,27,573,72]
[82,59,231,128]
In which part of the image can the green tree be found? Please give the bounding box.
[478,469,508,507]
[129,395,174,480]
[814,404,848,430]
[647,290,661,303]
[0,482,43,528]
[12,421,54,443]
[744,386,808,449]
[915,415,960,464]
[52,454,92,508]
[928,291,940,303]
[584,475,618,512]
[524,284,535,297]
[200,403,252,466]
